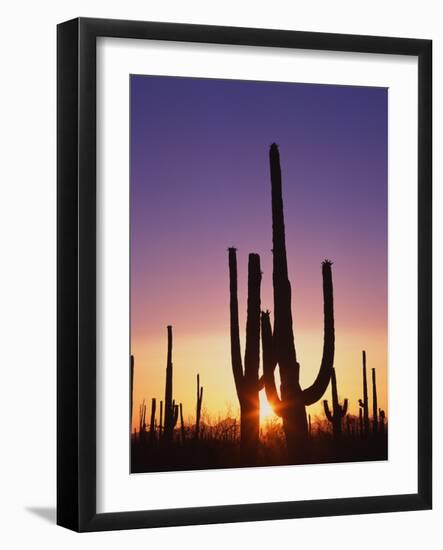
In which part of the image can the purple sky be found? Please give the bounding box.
[130,75,387,420]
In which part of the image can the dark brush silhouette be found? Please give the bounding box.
[164,326,179,441]
[358,350,370,436]
[195,374,204,439]
[372,367,378,434]
[130,355,134,433]
[228,248,263,463]
[323,368,348,439]
[261,143,335,459]
[149,398,156,441]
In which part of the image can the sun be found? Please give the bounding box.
[259,391,277,422]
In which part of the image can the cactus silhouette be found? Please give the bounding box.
[195,374,204,439]
[308,414,312,437]
[359,350,370,436]
[139,400,147,440]
[159,400,163,439]
[261,143,335,458]
[372,367,378,433]
[358,403,364,436]
[163,326,179,441]
[323,368,348,439]
[149,398,156,441]
[229,248,263,462]
[179,403,185,444]
[379,408,386,435]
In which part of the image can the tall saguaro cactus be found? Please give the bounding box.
[163,326,179,441]
[261,144,335,458]
[372,367,378,433]
[359,350,370,436]
[229,248,263,462]
[323,368,348,439]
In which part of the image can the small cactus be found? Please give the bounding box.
[323,368,348,439]
[372,367,378,433]
[179,403,185,444]
[149,398,156,441]
[159,400,163,439]
[379,408,386,435]
[139,400,147,440]
[359,351,370,436]
[195,374,203,439]
[164,326,179,441]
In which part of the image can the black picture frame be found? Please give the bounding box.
[57,17,432,532]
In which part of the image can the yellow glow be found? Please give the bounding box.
[131,326,387,433]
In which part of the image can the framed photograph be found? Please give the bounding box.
[57,17,432,531]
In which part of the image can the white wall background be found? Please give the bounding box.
[0,1,440,547]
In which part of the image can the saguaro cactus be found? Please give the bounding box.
[359,406,363,436]
[149,398,156,441]
[323,368,348,439]
[261,144,335,458]
[229,248,263,462]
[195,374,204,439]
[179,403,185,444]
[163,326,179,441]
[358,350,370,436]
[379,408,386,435]
[139,400,147,440]
[372,367,378,433]
[159,400,163,439]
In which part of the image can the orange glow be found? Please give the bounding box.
[131,325,387,433]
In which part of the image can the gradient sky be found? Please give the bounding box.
[130,75,387,431]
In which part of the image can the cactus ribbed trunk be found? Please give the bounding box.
[372,367,378,433]
[149,398,156,441]
[362,350,370,436]
[159,400,163,439]
[179,403,185,444]
[164,326,174,441]
[262,144,335,460]
[229,248,262,463]
[195,374,203,439]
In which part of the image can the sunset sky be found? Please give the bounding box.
[130,75,387,431]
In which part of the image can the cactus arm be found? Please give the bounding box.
[228,247,244,397]
[341,398,349,417]
[244,253,262,383]
[261,310,283,416]
[323,400,333,421]
[303,260,335,405]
